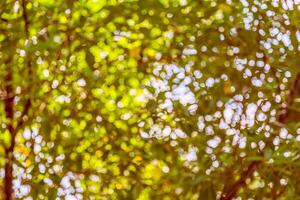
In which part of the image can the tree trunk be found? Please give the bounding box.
[4,60,15,200]
[2,1,31,197]
[4,151,13,200]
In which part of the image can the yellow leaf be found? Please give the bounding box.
[130,47,140,58]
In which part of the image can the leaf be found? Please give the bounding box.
[264,149,273,160]
[85,51,95,68]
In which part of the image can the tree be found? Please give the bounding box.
[0,0,300,199]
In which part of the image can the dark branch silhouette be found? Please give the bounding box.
[221,73,300,200]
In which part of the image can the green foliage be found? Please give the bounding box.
[0,0,300,199]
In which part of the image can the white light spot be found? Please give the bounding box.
[77,78,86,87]
[205,78,215,87]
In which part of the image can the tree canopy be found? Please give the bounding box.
[1,0,300,199]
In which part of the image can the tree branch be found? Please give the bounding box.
[15,0,32,133]
[21,0,29,37]
[278,73,300,123]
[220,73,300,200]
[220,161,261,200]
